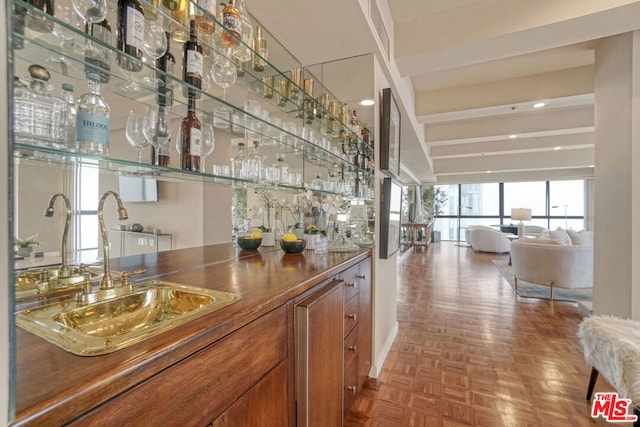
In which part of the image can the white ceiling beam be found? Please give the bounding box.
[415,66,594,117]
[434,168,595,184]
[395,1,640,76]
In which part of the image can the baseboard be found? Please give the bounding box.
[369,321,398,378]
[398,246,413,264]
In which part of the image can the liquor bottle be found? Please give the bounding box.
[60,83,76,150]
[195,0,216,34]
[231,141,246,178]
[348,110,360,142]
[23,65,65,149]
[117,0,145,72]
[361,122,370,145]
[221,0,242,47]
[182,19,204,98]
[156,31,175,107]
[180,90,202,172]
[245,140,264,181]
[76,73,111,155]
[171,0,189,42]
[85,18,112,84]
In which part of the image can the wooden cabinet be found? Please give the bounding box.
[295,279,345,427]
[70,306,287,426]
[341,257,372,416]
[294,256,373,426]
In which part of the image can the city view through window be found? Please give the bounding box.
[433,180,586,241]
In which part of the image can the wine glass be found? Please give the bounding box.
[143,107,172,166]
[142,21,168,88]
[200,123,215,170]
[125,110,149,163]
[211,54,237,129]
[48,5,81,70]
[71,0,107,24]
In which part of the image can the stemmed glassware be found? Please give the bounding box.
[200,122,215,170]
[125,110,149,163]
[143,106,172,166]
[211,52,237,129]
[71,0,107,24]
[48,5,81,70]
[142,20,168,88]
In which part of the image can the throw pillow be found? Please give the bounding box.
[548,228,572,245]
[567,229,593,246]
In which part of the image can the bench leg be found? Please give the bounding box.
[587,367,599,401]
[550,281,555,300]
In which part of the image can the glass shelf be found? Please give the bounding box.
[11,0,374,197]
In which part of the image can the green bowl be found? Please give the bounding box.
[279,239,306,253]
[237,237,262,250]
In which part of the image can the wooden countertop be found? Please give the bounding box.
[13,243,371,426]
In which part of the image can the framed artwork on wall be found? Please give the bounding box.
[380,87,401,178]
[379,177,403,259]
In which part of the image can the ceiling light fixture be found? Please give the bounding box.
[554,146,562,150]
[533,102,546,109]
[358,99,375,107]
[509,134,518,139]
[486,171,492,174]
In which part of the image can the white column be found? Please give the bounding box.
[593,32,640,319]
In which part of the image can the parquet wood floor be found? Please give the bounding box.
[345,242,629,427]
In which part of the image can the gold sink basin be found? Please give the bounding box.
[15,265,107,301]
[16,281,240,356]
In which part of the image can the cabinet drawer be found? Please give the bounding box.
[71,306,287,426]
[343,354,359,418]
[344,325,359,372]
[344,295,359,338]
[341,264,360,302]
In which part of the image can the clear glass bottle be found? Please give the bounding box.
[310,173,323,191]
[60,83,76,151]
[273,153,289,185]
[23,65,64,149]
[195,0,216,34]
[13,77,33,144]
[231,141,246,178]
[76,73,111,155]
[245,140,264,181]
[232,0,253,62]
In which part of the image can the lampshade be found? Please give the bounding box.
[511,208,532,221]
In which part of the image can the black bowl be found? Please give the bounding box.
[237,236,262,250]
[279,239,306,253]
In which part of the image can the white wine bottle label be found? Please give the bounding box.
[76,113,110,145]
[186,50,204,79]
[126,6,144,51]
[190,127,202,156]
[198,0,215,15]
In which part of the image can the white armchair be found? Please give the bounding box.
[510,239,593,299]
[467,226,511,253]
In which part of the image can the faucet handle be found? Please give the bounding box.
[120,268,146,287]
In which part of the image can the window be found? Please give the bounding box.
[74,163,99,263]
[503,181,546,217]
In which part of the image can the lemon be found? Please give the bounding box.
[282,232,298,242]
[251,230,262,239]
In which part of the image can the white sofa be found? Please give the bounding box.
[510,229,593,299]
[467,225,511,253]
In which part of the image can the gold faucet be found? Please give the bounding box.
[44,193,72,278]
[98,191,128,289]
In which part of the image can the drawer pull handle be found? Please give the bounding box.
[348,345,358,352]
[356,274,366,279]
[346,385,357,394]
[345,282,356,288]
[347,314,357,321]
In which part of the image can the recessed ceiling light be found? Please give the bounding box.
[533,102,546,109]
[509,134,518,139]
[554,146,562,150]
[486,171,492,174]
[358,99,375,107]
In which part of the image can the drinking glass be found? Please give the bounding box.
[143,107,172,166]
[48,5,80,70]
[211,55,237,129]
[200,123,215,170]
[71,0,107,24]
[142,20,168,88]
[126,110,149,163]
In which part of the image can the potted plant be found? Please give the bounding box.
[423,187,448,243]
[15,233,43,257]
[255,187,278,246]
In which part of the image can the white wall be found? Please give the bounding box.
[593,32,640,319]
[1,2,10,421]
[371,54,398,376]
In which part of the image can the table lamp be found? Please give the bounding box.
[511,208,532,237]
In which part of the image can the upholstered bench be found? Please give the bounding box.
[578,315,640,426]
